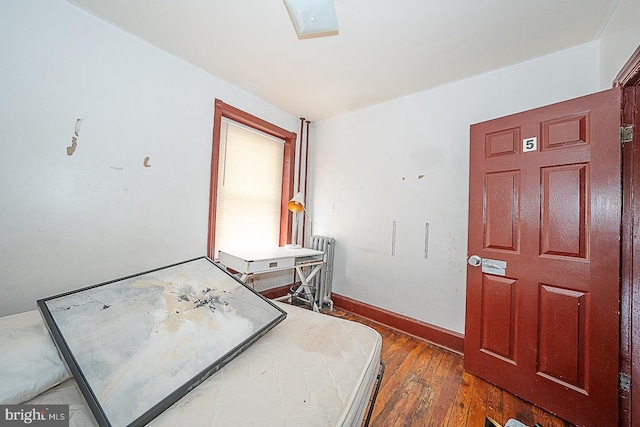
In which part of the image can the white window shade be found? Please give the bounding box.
[214,118,284,256]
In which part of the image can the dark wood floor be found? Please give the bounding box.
[325,307,575,427]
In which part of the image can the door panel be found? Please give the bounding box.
[540,163,588,258]
[537,284,587,391]
[480,275,517,362]
[485,171,520,251]
[465,88,621,427]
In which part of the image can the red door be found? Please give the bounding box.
[465,88,621,426]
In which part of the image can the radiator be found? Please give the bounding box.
[309,235,335,310]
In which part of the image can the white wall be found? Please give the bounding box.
[0,0,299,316]
[598,0,640,88]
[309,42,601,334]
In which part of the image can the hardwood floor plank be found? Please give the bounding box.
[445,369,477,427]
[371,337,425,425]
[486,382,505,424]
[379,341,435,426]
[531,404,569,427]
[514,395,537,426]
[368,334,413,418]
[502,390,518,424]
[402,344,448,426]
[466,375,491,427]
[424,352,463,426]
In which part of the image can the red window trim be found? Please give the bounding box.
[207,99,297,259]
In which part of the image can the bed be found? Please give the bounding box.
[0,263,384,427]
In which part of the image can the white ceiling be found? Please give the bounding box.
[67,0,618,121]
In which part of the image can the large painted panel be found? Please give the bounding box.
[38,257,286,427]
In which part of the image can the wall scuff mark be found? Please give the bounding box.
[391,220,397,256]
[66,118,83,156]
[424,223,430,259]
[143,157,151,168]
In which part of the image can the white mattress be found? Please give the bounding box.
[26,302,382,427]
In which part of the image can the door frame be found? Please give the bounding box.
[615,45,640,427]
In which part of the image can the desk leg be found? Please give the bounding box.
[291,264,323,312]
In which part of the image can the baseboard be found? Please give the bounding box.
[259,287,464,355]
[331,293,464,355]
[260,285,290,300]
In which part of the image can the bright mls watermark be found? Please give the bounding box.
[0,405,68,427]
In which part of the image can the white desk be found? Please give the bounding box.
[217,247,325,312]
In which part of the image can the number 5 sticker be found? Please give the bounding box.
[523,137,537,152]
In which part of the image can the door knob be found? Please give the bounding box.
[468,255,482,267]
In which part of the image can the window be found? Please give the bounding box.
[208,100,296,258]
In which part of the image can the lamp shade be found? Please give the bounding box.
[284,0,339,38]
[287,192,305,213]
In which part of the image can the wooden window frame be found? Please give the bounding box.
[207,99,297,259]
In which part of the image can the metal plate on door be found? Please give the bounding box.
[481,258,507,276]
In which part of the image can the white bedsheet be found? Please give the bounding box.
[27,302,382,427]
